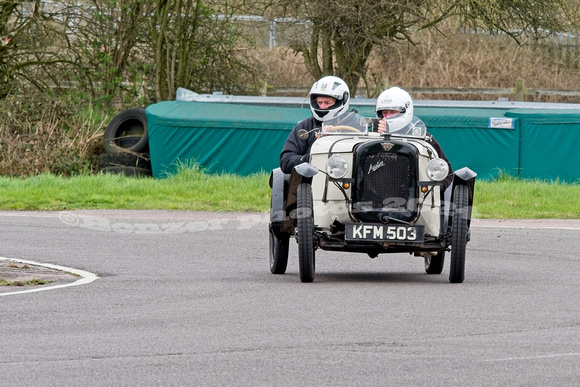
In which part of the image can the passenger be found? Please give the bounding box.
[279,75,350,174]
[375,87,453,190]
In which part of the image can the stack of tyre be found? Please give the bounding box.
[99,108,152,177]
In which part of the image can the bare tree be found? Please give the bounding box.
[276,0,578,96]
[0,0,44,98]
[149,0,266,101]
[52,0,153,106]
[0,0,148,104]
[2,0,269,104]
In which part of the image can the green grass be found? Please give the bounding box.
[0,166,578,218]
[473,175,579,219]
[0,164,272,212]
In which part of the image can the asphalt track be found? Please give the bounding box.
[0,210,579,386]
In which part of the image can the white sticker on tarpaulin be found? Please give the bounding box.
[488,117,515,129]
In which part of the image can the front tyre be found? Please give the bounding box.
[450,184,469,283]
[297,182,315,283]
[269,224,289,274]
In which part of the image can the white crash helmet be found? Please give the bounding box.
[309,75,350,122]
[375,87,414,132]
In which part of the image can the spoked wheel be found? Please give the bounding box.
[450,184,469,283]
[424,251,445,274]
[269,224,289,274]
[296,182,315,283]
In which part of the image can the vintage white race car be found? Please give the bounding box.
[269,111,476,283]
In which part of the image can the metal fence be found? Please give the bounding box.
[262,79,580,102]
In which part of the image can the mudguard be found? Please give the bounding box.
[451,167,477,227]
[441,184,453,234]
[269,163,319,237]
[269,168,290,238]
[284,163,319,229]
[288,163,318,195]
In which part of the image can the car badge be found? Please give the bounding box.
[368,160,385,174]
[381,142,394,151]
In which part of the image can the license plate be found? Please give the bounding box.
[345,223,424,242]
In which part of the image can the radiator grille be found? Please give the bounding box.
[352,141,418,223]
[360,152,412,209]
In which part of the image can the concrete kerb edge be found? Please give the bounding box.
[0,257,99,296]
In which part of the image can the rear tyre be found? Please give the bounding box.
[424,251,445,274]
[297,182,315,283]
[450,184,469,283]
[269,224,289,274]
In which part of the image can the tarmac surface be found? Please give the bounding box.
[1,216,578,288]
[1,211,579,385]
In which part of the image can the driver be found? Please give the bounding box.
[375,87,453,190]
[279,75,350,174]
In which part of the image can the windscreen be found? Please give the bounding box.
[321,110,369,135]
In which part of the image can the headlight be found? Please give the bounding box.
[426,158,449,181]
[326,155,348,179]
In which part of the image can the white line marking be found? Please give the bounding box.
[0,257,99,296]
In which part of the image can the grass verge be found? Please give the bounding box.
[473,175,579,219]
[0,165,271,212]
[0,167,578,218]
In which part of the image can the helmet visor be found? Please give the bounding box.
[311,95,340,109]
[378,108,406,120]
[311,95,342,119]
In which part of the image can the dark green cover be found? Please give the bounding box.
[146,101,580,182]
[416,108,519,180]
[505,109,580,182]
[147,101,310,177]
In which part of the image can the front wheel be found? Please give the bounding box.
[269,224,289,274]
[297,182,315,283]
[450,184,469,283]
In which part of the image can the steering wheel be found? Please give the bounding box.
[325,125,361,133]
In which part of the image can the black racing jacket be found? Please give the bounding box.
[279,116,321,174]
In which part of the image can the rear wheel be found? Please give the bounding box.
[450,184,469,283]
[269,224,289,274]
[297,182,315,283]
[424,251,445,274]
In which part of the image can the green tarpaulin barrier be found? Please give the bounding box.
[416,107,519,180]
[146,101,580,182]
[147,101,310,177]
[505,109,580,182]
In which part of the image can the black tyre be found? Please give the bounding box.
[103,166,152,177]
[98,152,151,170]
[269,224,289,274]
[117,135,143,149]
[104,108,149,154]
[297,182,315,283]
[450,184,469,283]
[424,251,445,274]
